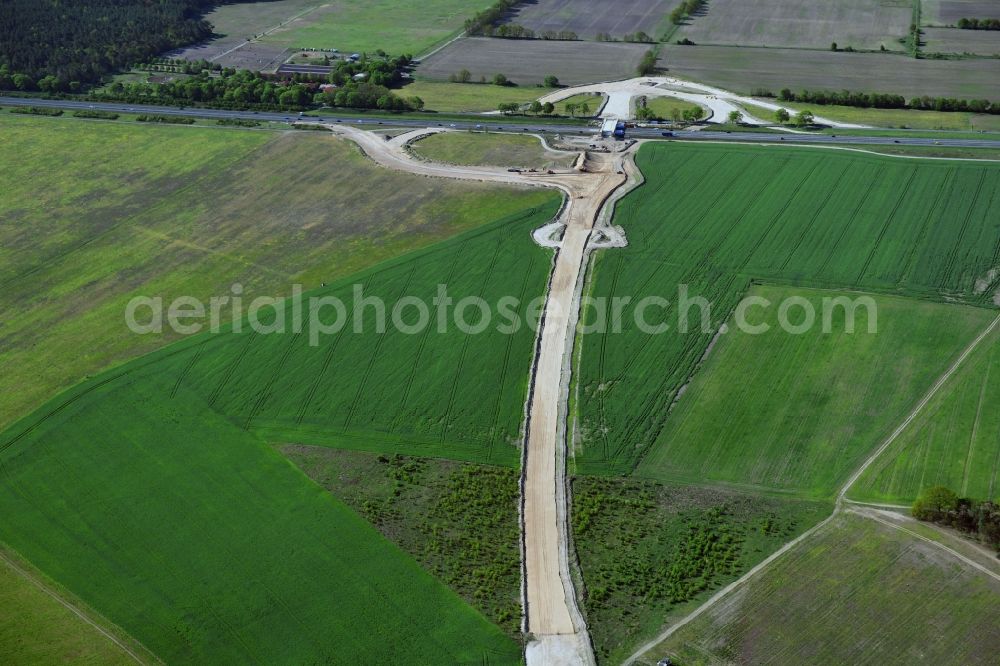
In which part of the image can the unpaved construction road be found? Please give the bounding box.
[317,124,639,665]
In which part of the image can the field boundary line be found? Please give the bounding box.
[847,507,1000,583]
[838,312,1000,501]
[0,546,159,665]
[625,312,1000,665]
[622,509,839,665]
[207,3,324,63]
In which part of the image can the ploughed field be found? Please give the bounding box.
[575,142,1000,479]
[499,0,676,41]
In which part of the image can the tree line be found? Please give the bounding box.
[670,0,707,25]
[912,486,1000,553]
[464,0,525,36]
[957,18,1000,30]
[777,88,1000,115]
[97,55,422,113]
[0,0,218,92]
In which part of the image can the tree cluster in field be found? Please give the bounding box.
[9,106,63,116]
[135,114,196,124]
[0,0,217,92]
[448,69,515,88]
[778,88,1000,114]
[957,18,1000,30]
[670,0,707,25]
[634,97,704,123]
[72,110,119,120]
[464,0,526,36]
[772,107,815,126]
[485,24,580,40]
[912,486,1000,552]
[97,55,421,112]
[637,50,659,76]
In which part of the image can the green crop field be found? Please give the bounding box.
[648,512,1000,665]
[0,199,560,663]
[0,114,555,433]
[0,360,521,663]
[149,200,559,466]
[635,286,994,496]
[411,131,578,169]
[852,323,1000,503]
[574,142,1000,477]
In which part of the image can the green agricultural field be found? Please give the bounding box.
[0,114,555,433]
[852,324,1000,503]
[284,447,522,635]
[635,286,995,496]
[0,358,522,663]
[571,477,829,663]
[154,200,559,466]
[411,131,578,169]
[839,145,1000,161]
[574,142,1000,477]
[647,512,1000,665]
[0,197,560,663]
[0,550,143,665]
[400,80,544,112]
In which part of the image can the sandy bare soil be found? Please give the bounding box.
[537,76,868,127]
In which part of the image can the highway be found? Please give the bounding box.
[5,95,1000,149]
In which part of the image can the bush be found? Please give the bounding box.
[135,114,195,124]
[72,110,119,120]
[9,106,62,116]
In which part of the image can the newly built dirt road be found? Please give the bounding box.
[317,124,638,665]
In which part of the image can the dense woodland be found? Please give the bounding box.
[0,0,219,91]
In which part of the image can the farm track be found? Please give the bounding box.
[626,311,1000,665]
[0,547,157,665]
[301,124,639,664]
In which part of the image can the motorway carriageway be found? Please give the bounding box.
[6,95,1000,150]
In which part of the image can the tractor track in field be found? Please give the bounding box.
[0,547,159,665]
[625,311,1000,665]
